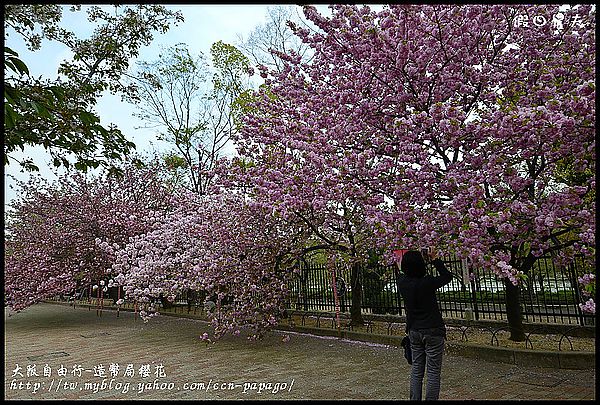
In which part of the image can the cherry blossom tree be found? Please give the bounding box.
[233,4,595,340]
[109,188,310,339]
[578,273,595,314]
[229,135,382,326]
[4,158,175,311]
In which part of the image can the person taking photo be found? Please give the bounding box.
[396,248,453,400]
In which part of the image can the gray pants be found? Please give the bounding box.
[408,328,445,400]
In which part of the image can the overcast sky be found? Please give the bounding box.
[3,4,343,210]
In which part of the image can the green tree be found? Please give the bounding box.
[125,41,252,194]
[3,5,183,173]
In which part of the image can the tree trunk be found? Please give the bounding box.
[350,262,364,325]
[160,295,175,310]
[504,278,526,341]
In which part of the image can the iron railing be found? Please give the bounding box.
[59,255,594,327]
[286,255,595,326]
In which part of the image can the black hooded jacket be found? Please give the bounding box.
[396,258,453,336]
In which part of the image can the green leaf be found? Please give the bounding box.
[9,57,30,76]
[49,86,65,101]
[4,104,17,128]
[74,161,88,171]
[30,101,42,115]
[22,160,40,171]
[4,85,20,105]
[4,47,19,57]
[78,110,99,124]
[5,60,16,73]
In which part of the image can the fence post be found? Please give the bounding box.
[462,257,480,321]
[99,282,104,317]
[567,260,586,327]
[469,272,480,321]
[330,264,342,337]
[96,283,100,317]
[392,263,402,316]
[301,262,309,311]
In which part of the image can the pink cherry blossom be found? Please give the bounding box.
[232,4,595,331]
[111,190,310,339]
[4,159,175,311]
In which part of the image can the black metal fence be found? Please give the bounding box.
[287,255,595,326]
